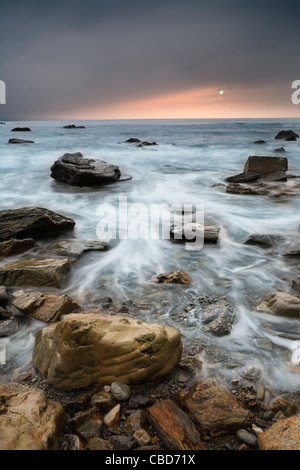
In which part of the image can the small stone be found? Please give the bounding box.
[273,411,286,421]
[133,428,151,446]
[236,429,258,448]
[86,438,113,450]
[110,382,131,402]
[104,404,121,428]
[271,399,298,417]
[252,424,264,436]
[128,394,155,409]
[62,434,84,451]
[261,411,274,421]
[256,385,265,401]
[239,444,249,450]
[108,434,135,450]
[123,409,149,434]
[103,385,111,393]
[69,409,102,439]
[91,391,115,413]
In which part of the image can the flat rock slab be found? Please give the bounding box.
[50,152,132,186]
[41,239,110,259]
[0,383,65,450]
[225,172,260,183]
[255,292,300,318]
[8,138,34,144]
[148,399,206,450]
[244,156,288,176]
[0,257,71,288]
[0,207,75,242]
[33,313,182,390]
[258,414,300,450]
[0,238,35,257]
[13,291,81,323]
[178,379,252,438]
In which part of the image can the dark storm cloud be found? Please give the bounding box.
[1,0,300,118]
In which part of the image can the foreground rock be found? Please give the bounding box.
[170,223,220,244]
[13,291,81,322]
[244,156,288,176]
[275,130,299,140]
[255,292,300,318]
[148,399,206,450]
[258,414,300,450]
[11,127,31,132]
[0,257,71,287]
[41,239,109,259]
[152,270,191,285]
[8,138,34,144]
[33,313,182,390]
[178,379,252,438]
[50,152,132,186]
[0,238,35,257]
[0,207,75,242]
[0,383,65,450]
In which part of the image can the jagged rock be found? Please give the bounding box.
[41,239,109,259]
[0,238,35,257]
[0,317,19,337]
[13,291,81,323]
[148,399,206,450]
[123,410,149,434]
[258,414,300,450]
[0,383,65,450]
[63,125,85,129]
[8,138,34,144]
[69,408,102,439]
[11,127,31,132]
[178,379,252,438]
[152,270,191,285]
[275,130,299,140]
[170,223,220,244]
[255,292,300,319]
[225,172,260,183]
[32,313,182,390]
[0,257,71,288]
[274,147,286,153]
[133,429,151,446]
[91,391,115,413]
[226,183,269,196]
[62,434,85,451]
[128,393,155,409]
[103,404,121,428]
[51,152,132,186]
[244,156,288,176]
[286,136,297,141]
[0,207,75,242]
[108,434,135,450]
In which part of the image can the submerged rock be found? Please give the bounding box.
[258,414,300,450]
[286,136,297,141]
[13,291,81,323]
[254,140,266,144]
[0,383,65,450]
[0,238,35,257]
[0,257,71,288]
[152,270,191,285]
[0,286,9,308]
[243,156,288,176]
[50,152,132,186]
[8,138,34,144]
[275,130,299,140]
[41,239,109,259]
[32,312,182,390]
[255,292,300,319]
[0,207,75,242]
[244,234,281,247]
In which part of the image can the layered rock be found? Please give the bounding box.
[255,292,300,319]
[170,223,220,244]
[258,414,300,450]
[0,257,71,287]
[0,207,75,242]
[33,313,182,390]
[0,238,35,257]
[50,152,132,186]
[225,172,260,184]
[0,383,65,450]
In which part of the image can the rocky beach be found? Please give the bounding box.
[1,119,300,451]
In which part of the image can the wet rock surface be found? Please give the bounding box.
[255,292,300,319]
[152,270,191,285]
[0,238,35,257]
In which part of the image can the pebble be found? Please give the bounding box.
[111,382,131,402]
[236,429,258,448]
[261,411,274,421]
[133,428,151,446]
[252,424,263,436]
[104,404,121,428]
[256,385,265,401]
[273,411,286,421]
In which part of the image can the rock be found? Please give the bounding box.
[128,393,155,409]
[226,183,269,196]
[173,356,203,384]
[138,141,158,147]
[133,429,151,446]
[0,317,19,337]
[86,438,113,450]
[225,172,260,183]
[110,382,131,402]
[41,239,109,259]
[237,429,258,448]
[123,410,149,434]
[108,434,135,450]
[148,399,206,450]
[170,223,220,244]
[63,125,85,129]
[286,136,297,141]
[200,300,236,336]
[51,152,132,186]
[283,244,300,257]
[0,286,9,308]
[258,414,300,450]
[270,399,297,417]
[263,171,288,182]
[275,130,299,140]
[62,434,85,450]
[8,138,34,144]
[178,379,252,438]
[13,291,81,323]
[0,383,65,450]
[0,238,35,257]
[125,138,141,143]
[32,313,182,391]
[274,411,286,421]
[104,404,121,428]
[243,156,288,176]
[0,207,75,242]
[69,408,102,439]
[261,411,274,421]
[152,270,191,285]
[254,140,266,144]
[92,391,115,413]
[274,147,286,153]
[255,292,300,319]
[239,365,262,382]
[244,234,280,247]
[11,127,31,132]
[0,257,71,288]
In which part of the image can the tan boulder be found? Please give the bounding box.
[244,156,288,176]
[0,383,65,450]
[13,291,81,323]
[33,313,182,390]
[255,292,300,318]
[258,414,300,450]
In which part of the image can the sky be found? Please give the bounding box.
[1,0,300,120]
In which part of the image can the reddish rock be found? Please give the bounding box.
[258,414,300,450]
[152,270,191,285]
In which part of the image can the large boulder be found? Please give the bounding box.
[50,152,132,186]
[33,313,182,390]
[243,156,288,176]
[255,292,300,318]
[13,291,81,323]
[0,383,65,450]
[0,207,75,242]
[258,414,300,450]
[0,257,71,287]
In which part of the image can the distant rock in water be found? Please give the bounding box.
[274,147,286,153]
[275,130,299,140]
[254,140,266,144]
[51,152,132,187]
[11,127,31,132]
[225,172,260,183]
[63,124,85,129]
[125,138,141,143]
[0,207,75,242]
[138,141,158,147]
[286,136,297,141]
[8,138,34,144]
